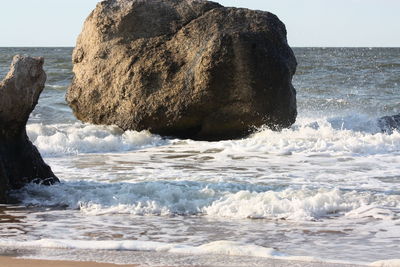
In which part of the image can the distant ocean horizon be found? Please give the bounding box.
[1,46,400,48]
[0,47,399,266]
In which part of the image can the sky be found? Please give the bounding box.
[0,0,399,47]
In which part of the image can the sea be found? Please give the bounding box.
[0,47,399,266]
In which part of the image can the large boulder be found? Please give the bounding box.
[0,55,58,203]
[67,0,297,141]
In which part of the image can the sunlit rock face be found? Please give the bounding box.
[67,0,297,141]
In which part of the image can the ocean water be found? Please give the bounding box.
[0,47,399,266]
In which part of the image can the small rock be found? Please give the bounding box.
[378,114,400,133]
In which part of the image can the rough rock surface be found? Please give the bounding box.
[0,55,58,203]
[378,114,400,133]
[67,0,297,140]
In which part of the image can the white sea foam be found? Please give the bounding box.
[14,181,220,215]
[370,259,400,267]
[26,123,168,156]
[14,181,400,221]
[0,239,173,252]
[18,115,400,265]
[24,115,400,159]
[0,238,363,265]
[242,116,400,156]
[0,239,289,259]
[170,240,284,258]
[205,188,355,220]
[46,84,68,90]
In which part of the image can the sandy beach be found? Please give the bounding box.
[0,255,369,267]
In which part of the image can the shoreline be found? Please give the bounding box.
[0,254,368,267]
[0,244,370,267]
[0,256,137,267]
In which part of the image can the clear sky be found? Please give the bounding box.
[0,0,399,47]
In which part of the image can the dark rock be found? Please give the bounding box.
[0,55,59,203]
[67,0,297,141]
[378,114,400,133]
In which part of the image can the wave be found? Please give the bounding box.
[0,238,396,265]
[235,115,400,156]
[27,123,169,156]
[4,238,362,266]
[26,113,400,158]
[0,239,310,261]
[13,181,399,221]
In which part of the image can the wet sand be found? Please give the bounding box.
[0,255,368,267]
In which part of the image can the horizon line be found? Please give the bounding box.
[1,46,400,48]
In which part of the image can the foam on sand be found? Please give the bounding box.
[0,239,322,262]
[370,259,400,267]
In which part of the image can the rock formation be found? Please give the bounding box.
[0,55,59,203]
[378,114,400,133]
[67,0,297,141]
